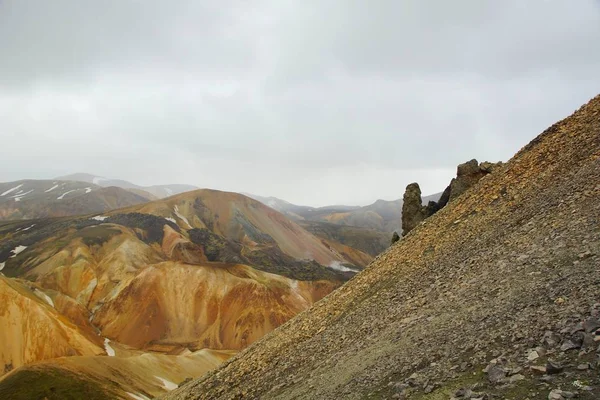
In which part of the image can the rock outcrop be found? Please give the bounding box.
[402,159,502,235]
[401,183,436,236]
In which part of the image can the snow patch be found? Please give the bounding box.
[126,393,150,400]
[21,224,36,232]
[85,187,92,193]
[1,184,23,196]
[174,205,191,228]
[328,261,358,273]
[0,262,4,271]
[104,338,116,356]
[57,189,77,200]
[11,189,34,200]
[165,217,177,224]
[91,215,108,221]
[155,376,178,391]
[10,245,27,258]
[34,289,54,307]
[45,184,59,193]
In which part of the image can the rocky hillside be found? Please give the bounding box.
[166,95,600,400]
[0,180,150,220]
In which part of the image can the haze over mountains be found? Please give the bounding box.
[57,173,198,200]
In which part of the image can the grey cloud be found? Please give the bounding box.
[0,0,599,205]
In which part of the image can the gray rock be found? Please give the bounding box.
[576,363,590,370]
[583,317,600,333]
[509,374,525,383]
[543,331,562,348]
[546,361,564,375]
[560,339,580,351]
[487,365,506,384]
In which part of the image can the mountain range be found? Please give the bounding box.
[0,188,374,398]
[247,192,441,234]
[56,173,198,199]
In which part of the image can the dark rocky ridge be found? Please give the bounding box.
[402,159,502,235]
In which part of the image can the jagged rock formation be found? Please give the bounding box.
[401,183,437,236]
[402,159,502,235]
[165,95,600,400]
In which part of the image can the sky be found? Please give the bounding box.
[0,1,599,207]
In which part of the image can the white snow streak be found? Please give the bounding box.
[57,189,76,200]
[155,376,178,391]
[165,217,177,224]
[328,261,358,273]
[126,393,150,400]
[0,262,4,271]
[21,224,36,232]
[174,205,191,228]
[85,187,92,193]
[34,289,55,307]
[45,184,59,193]
[91,215,108,221]
[11,189,34,200]
[1,184,23,196]
[10,245,27,258]
[104,338,116,356]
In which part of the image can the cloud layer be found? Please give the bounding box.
[1,0,599,205]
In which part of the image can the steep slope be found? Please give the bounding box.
[57,173,198,199]
[0,180,150,220]
[166,96,600,400]
[0,276,103,374]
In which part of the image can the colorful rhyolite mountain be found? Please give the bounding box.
[0,189,372,398]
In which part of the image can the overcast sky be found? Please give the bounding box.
[0,1,599,206]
